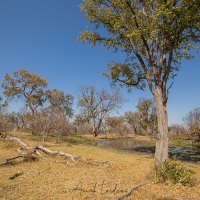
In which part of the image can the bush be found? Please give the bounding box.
[153,159,196,186]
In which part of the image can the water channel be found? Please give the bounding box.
[97,139,200,162]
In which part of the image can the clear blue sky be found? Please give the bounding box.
[0,0,199,125]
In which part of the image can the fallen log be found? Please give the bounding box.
[0,148,39,166]
[0,133,80,165]
[35,144,80,162]
[0,133,110,166]
[7,137,30,148]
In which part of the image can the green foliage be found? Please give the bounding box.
[80,0,200,164]
[80,0,200,93]
[154,159,196,186]
[124,97,157,137]
[2,69,48,113]
[106,116,124,128]
[46,88,74,118]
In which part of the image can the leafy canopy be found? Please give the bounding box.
[46,88,74,118]
[2,69,48,112]
[79,0,200,101]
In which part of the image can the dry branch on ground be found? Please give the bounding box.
[9,172,23,180]
[115,180,148,200]
[0,133,110,166]
[0,133,80,165]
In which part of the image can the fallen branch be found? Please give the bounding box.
[0,148,40,166]
[0,155,24,166]
[0,133,31,149]
[35,145,80,162]
[80,158,111,166]
[9,172,23,180]
[115,180,148,200]
[0,133,80,165]
[18,147,43,158]
[41,157,77,166]
[1,133,110,166]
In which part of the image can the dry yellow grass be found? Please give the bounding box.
[0,133,200,200]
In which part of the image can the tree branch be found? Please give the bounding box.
[115,180,148,200]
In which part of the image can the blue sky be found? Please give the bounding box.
[0,0,199,125]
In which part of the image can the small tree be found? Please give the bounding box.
[9,112,21,131]
[124,98,157,138]
[169,124,186,134]
[183,107,200,146]
[106,116,128,136]
[46,88,74,119]
[137,98,157,138]
[79,0,200,164]
[124,111,141,135]
[0,97,13,134]
[77,85,124,137]
[106,116,124,129]
[33,107,70,142]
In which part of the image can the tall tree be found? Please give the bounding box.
[46,88,74,119]
[77,85,124,137]
[79,0,200,164]
[2,69,47,134]
[2,69,47,115]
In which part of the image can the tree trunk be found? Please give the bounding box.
[92,127,98,137]
[30,107,36,135]
[154,88,169,165]
[92,118,97,137]
[56,133,61,143]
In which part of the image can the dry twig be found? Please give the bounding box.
[115,180,148,200]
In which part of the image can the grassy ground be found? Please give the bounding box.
[0,132,200,200]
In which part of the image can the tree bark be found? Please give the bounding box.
[154,88,169,165]
[92,118,97,137]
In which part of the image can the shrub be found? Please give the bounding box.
[153,159,196,186]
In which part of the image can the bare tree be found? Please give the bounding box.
[169,124,186,135]
[31,107,72,142]
[183,107,200,146]
[77,86,124,137]
[0,97,14,134]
